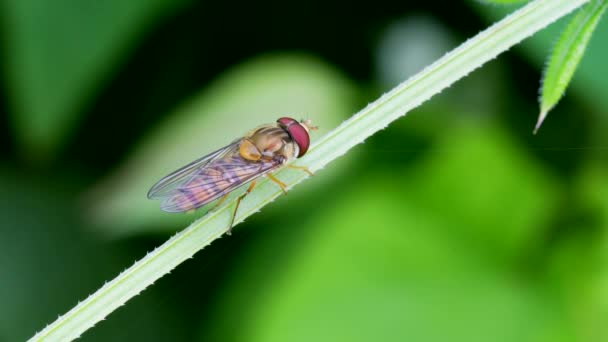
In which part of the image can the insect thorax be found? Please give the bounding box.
[247,124,298,161]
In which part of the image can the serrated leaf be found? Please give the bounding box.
[536,0,608,133]
[1,0,187,160]
[86,54,356,236]
[473,1,608,120]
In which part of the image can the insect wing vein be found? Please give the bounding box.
[159,156,281,213]
[147,140,239,200]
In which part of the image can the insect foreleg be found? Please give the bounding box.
[266,173,288,194]
[227,180,257,235]
[286,164,314,176]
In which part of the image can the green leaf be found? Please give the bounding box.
[478,0,529,4]
[536,0,608,133]
[473,1,608,124]
[1,0,187,160]
[86,54,357,236]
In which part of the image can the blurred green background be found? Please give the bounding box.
[1,1,608,341]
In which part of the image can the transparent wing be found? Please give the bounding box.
[159,155,282,213]
[147,139,241,200]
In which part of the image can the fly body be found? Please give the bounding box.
[147,117,316,233]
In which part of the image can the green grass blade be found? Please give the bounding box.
[478,0,529,4]
[28,0,590,340]
[536,0,608,133]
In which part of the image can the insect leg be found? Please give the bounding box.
[287,164,314,176]
[209,193,229,212]
[228,180,257,235]
[266,173,288,194]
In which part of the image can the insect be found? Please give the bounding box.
[147,117,316,234]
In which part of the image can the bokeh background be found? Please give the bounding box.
[1,1,608,341]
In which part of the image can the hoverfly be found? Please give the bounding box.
[147,117,316,234]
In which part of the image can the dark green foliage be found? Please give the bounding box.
[1,1,607,341]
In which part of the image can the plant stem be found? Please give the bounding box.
[30,0,590,340]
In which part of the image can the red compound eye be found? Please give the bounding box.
[277,117,310,157]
